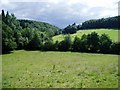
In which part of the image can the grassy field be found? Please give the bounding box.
[2,50,118,88]
[53,29,119,42]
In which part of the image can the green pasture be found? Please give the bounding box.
[2,50,118,88]
[53,29,119,42]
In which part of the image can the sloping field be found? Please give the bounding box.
[53,29,119,42]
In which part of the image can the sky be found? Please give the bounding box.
[0,0,119,28]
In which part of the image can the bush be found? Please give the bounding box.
[80,34,88,52]
[72,36,81,52]
[86,32,100,53]
[111,42,120,54]
[2,39,17,52]
[99,34,112,54]
[63,23,77,34]
[54,40,59,51]
[27,31,42,50]
[58,35,72,51]
[42,39,55,51]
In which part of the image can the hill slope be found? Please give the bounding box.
[53,29,119,42]
[18,20,60,36]
[81,16,120,29]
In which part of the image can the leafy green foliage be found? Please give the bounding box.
[62,16,120,34]
[111,42,120,54]
[81,16,120,29]
[70,32,118,54]
[27,31,43,50]
[99,34,112,54]
[1,10,60,53]
[53,29,119,42]
[62,23,78,34]
[42,39,55,51]
[58,35,72,51]
[87,32,100,53]
[18,20,60,37]
[72,36,81,52]
[2,10,5,23]
[56,32,119,54]
[2,21,17,52]
[1,10,120,54]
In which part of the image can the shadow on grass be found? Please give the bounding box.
[1,49,119,55]
[24,49,68,53]
[24,49,41,51]
[1,51,13,55]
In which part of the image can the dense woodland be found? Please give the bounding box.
[62,16,120,34]
[81,16,120,29]
[19,20,61,36]
[1,10,120,54]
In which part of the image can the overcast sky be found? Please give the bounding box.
[0,0,119,28]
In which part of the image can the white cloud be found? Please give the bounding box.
[81,8,89,13]
[1,0,9,4]
[0,0,119,28]
[99,10,118,17]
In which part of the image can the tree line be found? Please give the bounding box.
[1,10,60,53]
[39,32,120,55]
[60,33,120,54]
[62,16,120,34]
[18,20,61,36]
[81,16,120,29]
[1,10,120,54]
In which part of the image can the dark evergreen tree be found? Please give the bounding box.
[111,42,120,54]
[1,10,120,55]
[27,31,42,50]
[63,23,78,34]
[86,32,100,53]
[2,10,5,22]
[54,40,59,51]
[99,34,112,54]
[42,39,55,51]
[72,36,81,52]
[81,16,120,29]
[2,22,17,53]
[80,34,88,52]
[58,35,72,51]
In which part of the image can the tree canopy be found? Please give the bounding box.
[1,10,120,55]
[81,16,120,29]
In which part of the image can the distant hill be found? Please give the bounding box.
[18,19,60,37]
[61,16,120,34]
[81,16,120,29]
[1,10,61,52]
[1,10,120,54]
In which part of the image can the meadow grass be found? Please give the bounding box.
[53,29,119,42]
[2,50,118,88]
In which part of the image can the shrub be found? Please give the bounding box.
[58,35,72,51]
[72,36,81,52]
[111,42,120,54]
[42,39,55,51]
[99,34,112,54]
[86,32,100,53]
